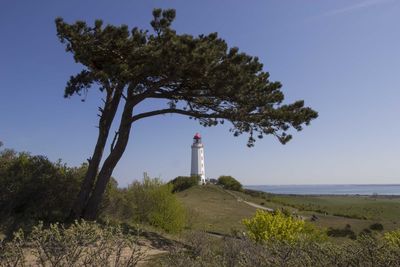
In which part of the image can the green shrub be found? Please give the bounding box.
[0,229,25,266]
[125,177,186,233]
[370,222,384,231]
[327,224,356,239]
[361,228,372,235]
[217,175,242,191]
[0,147,186,234]
[98,180,134,223]
[169,176,199,193]
[147,184,187,233]
[0,149,124,232]
[0,150,86,232]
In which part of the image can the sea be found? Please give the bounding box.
[245,184,400,195]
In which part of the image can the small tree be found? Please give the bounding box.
[56,9,318,220]
[217,175,243,191]
[169,176,199,193]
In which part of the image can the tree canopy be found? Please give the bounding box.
[217,175,243,191]
[56,9,317,146]
[55,9,318,219]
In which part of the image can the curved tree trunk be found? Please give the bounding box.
[83,97,134,220]
[68,86,123,221]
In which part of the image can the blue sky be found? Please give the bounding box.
[1,0,399,186]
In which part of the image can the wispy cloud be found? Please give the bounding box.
[311,0,395,20]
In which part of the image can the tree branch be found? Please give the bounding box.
[131,108,227,122]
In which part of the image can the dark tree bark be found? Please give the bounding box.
[68,86,123,220]
[83,96,135,220]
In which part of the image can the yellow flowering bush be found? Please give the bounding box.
[384,229,400,248]
[242,209,324,244]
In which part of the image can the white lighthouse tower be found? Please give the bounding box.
[191,133,206,185]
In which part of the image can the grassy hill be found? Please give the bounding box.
[176,185,258,234]
[176,185,400,238]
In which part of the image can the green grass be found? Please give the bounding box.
[176,185,258,234]
[226,190,296,211]
[241,189,400,232]
[270,195,400,221]
[176,185,400,238]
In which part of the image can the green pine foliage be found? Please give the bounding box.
[56,9,318,147]
[55,8,318,219]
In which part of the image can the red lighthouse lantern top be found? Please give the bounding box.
[193,133,201,140]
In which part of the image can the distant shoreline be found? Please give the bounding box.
[244,184,400,196]
[245,184,400,186]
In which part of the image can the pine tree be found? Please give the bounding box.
[56,9,318,220]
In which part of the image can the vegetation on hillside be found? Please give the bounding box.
[217,175,243,191]
[126,178,186,233]
[2,145,400,265]
[169,176,199,193]
[161,230,400,266]
[241,188,400,231]
[2,151,400,266]
[0,149,86,234]
[0,148,186,236]
[161,206,400,266]
[99,177,186,233]
[176,185,257,234]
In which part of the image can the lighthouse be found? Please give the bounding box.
[191,133,206,185]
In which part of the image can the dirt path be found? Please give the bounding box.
[241,199,274,211]
[218,186,274,212]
